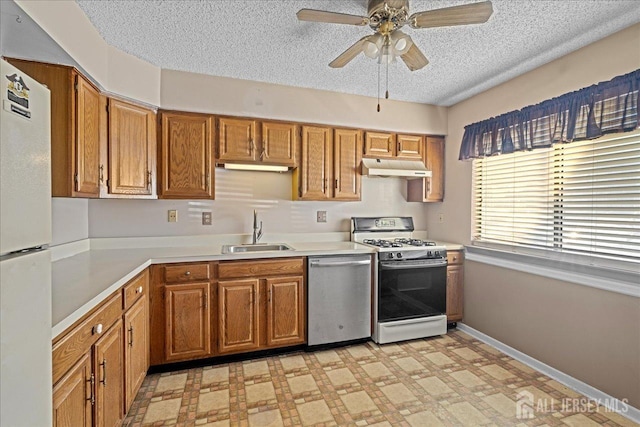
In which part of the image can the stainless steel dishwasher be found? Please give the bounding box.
[307,255,372,346]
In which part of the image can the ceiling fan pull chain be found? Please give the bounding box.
[377,61,381,112]
[385,59,390,99]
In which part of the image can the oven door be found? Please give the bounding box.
[378,259,447,323]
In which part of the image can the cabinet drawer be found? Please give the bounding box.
[52,293,123,385]
[164,263,210,283]
[219,258,304,279]
[447,250,464,265]
[123,270,148,310]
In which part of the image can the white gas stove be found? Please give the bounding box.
[351,217,448,344]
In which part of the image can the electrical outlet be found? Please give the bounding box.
[438,213,444,223]
[168,210,178,222]
[202,211,212,225]
[317,211,327,223]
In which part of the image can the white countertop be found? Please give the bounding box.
[51,241,374,338]
[51,236,465,339]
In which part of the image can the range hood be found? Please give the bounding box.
[361,158,431,179]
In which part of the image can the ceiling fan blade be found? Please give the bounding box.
[329,36,371,68]
[409,1,493,29]
[297,9,368,26]
[401,43,429,71]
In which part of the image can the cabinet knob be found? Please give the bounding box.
[93,323,103,335]
[185,271,191,276]
[453,256,458,261]
[136,286,143,294]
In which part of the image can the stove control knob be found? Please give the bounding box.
[434,251,440,257]
[388,253,394,259]
[396,253,403,259]
[427,251,433,257]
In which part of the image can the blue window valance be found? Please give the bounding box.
[459,69,640,160]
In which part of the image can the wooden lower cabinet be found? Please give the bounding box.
[52,353,93,427]
[52,271,151,427]
[94,319,124,427]
[165,282,212,362]
[446,250,464,322]
[265,277,305,347]
[218,279,260,354]
[124,296,148,409]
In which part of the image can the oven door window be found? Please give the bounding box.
[378,262,446,322]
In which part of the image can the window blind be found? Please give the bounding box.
[473,132,640,270]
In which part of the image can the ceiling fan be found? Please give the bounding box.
[297,0,493,72]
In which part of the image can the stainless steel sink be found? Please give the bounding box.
[221,243,293,254]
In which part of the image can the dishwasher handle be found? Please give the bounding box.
[309,259,371,268]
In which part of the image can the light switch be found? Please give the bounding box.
[317,211,327,223]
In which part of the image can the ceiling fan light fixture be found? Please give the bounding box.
[391,30,412,55]
[378,43,396,64]
[364,34,384,58]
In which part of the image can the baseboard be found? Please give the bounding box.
[457,323,640,424]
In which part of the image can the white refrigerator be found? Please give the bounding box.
[0,59,52,426]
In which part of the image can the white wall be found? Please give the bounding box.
[51,198,88,246]
[89,170,427,238]
[161,69,447,135]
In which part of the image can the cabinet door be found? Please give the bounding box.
[261,121,296,166]
[52,353,93,427]
[396,134,424,159]
[124,296,148,410]
[165,282,212,362]
[446,265,464,322]
[364,131,395,158]
[107,99,156,195]
[94,319,124,427]
[425,136,444,201]
[298,126,332,200]
[218,280,260,354]
[75,74,101,196]
[265,276,305,348]
[159,112,214,199]
[333,128,362,201]
[218,117,257,162]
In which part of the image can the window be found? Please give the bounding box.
[473,131,640,272]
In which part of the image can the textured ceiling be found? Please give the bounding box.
[76,0,640,106]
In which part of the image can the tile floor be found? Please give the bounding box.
[123,331,636,427]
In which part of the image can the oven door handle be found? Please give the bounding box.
[380,260,447,270]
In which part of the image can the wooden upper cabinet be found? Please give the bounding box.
[261,121,297,166]
[407,136,445,202]
[159,111,214,199]
[75,76,102,196]
[265,276,305,348]
[106,99,156,196]
[165,282,212,362]
[217,117,257,162]
[364,131,395,158]
[295,125,333,200]
[218,279,260,354]
[333,128,362,201]
[5,59,105,197]
[396,134,424,159]
[425,136,445,201]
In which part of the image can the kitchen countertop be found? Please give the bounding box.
[51,239,466,339]
[51,241,374,338]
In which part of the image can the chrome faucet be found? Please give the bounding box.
[252,209,263,244]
